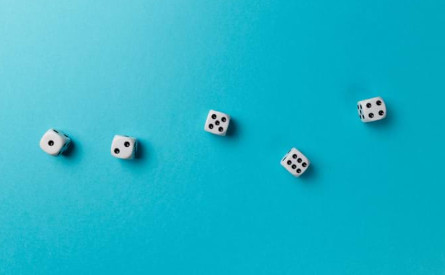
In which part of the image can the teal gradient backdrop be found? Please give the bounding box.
[1,0,445,274]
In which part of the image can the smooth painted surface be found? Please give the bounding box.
[1,0,445,274]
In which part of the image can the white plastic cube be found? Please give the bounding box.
[281,148,310,177]
[204,110,231,136]
[111,135,137,159]
[39,129,71,156]
[357,96,387,122]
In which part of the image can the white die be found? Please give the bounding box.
[281,148,310,177]
[357,96,387,122]
[39,129,72,156]
[204,110,231,136]
[111,135,137,159]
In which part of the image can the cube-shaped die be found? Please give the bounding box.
[111,135,137,159]
[204,110,231,136]
[357,96,387,122]
[39,129,72,156]
[281,148,310,177]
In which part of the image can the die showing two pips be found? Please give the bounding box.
[111,135,137,159]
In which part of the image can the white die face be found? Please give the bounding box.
[357,97,386,122]
[39,129,71,156]
[111,135,137,159]
[280,148,310,177]
[204,110,231,136]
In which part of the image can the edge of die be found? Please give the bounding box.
[58,138,72,156]
[361,96,384,102]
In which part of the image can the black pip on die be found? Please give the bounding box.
[111,135,137,159]
[281,148,310,177]
[204,110,231,136]
[357,96,387,122]
[39,129,72,156]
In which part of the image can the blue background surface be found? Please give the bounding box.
[1,0,445,274]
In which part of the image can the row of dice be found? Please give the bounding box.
[40,96,387,177]
[39,109,231,159]
[40,130,138,159]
